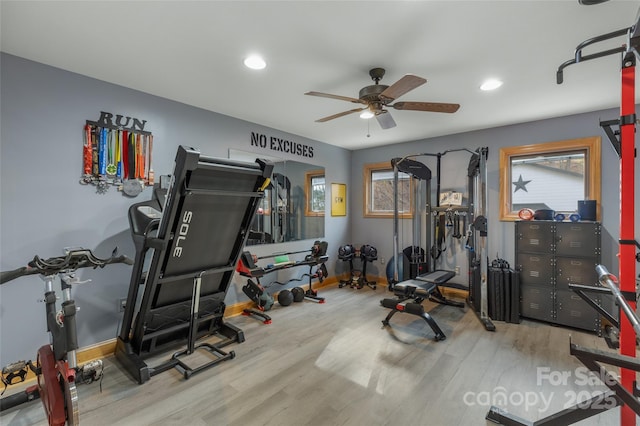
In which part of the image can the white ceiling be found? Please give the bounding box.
[2,1,639,150]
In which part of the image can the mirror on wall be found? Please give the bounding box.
[229,149,325,245]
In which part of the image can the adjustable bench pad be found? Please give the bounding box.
[393,279,437,298]
[415,270,456,285]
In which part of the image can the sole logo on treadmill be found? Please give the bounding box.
[173,210,193,257]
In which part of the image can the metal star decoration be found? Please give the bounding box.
[512,174,532,192]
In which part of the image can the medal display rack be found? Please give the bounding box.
[80,120,154,195]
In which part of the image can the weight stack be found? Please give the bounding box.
[469,264,481,313]
[488,267,504,321]
[402,246,427,280]
[488,267,520,324]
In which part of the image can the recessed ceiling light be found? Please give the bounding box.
[244,55,266,70]
[360,110,374,119]
[480,79,503,91]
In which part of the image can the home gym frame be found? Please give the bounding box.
[389,146,493,331]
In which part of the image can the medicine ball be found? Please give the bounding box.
[291,286,305,302]
[278,289,294,306]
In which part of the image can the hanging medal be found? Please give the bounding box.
[106,129,117,177]
[83,125,92,178]
[136,133,143,179]
[143,134,148,181]
[116,130,122,180]
[97,127,103,175]
[91,126,98,177]
[99,127,108,176]
[148,134,154,185]
[128,132,136,179]
[92,126,98,177]
[122,130,129,179]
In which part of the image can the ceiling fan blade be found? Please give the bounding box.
[375,111,396,129]
[392,101,460,113]
[315,108,366,123]
[379,74,427,101]
[305,91,367,105]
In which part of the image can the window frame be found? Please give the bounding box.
[499,136,601,221]
[304,169,325,217]
[363,161,413,219]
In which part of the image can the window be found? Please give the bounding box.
[364,161,412,218]
[305,170,325,216]
[499,136,601,221]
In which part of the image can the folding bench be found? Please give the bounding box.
[115,145,272,384]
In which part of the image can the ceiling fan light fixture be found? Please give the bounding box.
[480,78,503,91]
[244,54,266,70]
[360,110,375,119]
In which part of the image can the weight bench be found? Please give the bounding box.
[381,269,463,341]
[115,146,272,384]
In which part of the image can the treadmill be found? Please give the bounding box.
[115,145,272,384]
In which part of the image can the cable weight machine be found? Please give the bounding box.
[388,147,493,331]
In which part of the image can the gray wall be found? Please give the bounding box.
[2,52,638,367]
[350,109,640,287]
[0,53,351,364]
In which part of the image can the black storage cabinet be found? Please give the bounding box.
[515,221,603,333]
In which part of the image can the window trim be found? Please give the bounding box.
[304,169,325,217]
[363,161,413,219]
[499,136,601,221]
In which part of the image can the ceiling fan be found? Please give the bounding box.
[305,67,460,130]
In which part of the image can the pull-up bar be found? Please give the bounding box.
[556,27,628,84]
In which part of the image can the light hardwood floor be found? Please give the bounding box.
[0,284,625,426]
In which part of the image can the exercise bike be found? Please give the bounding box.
[0,247,133,425]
